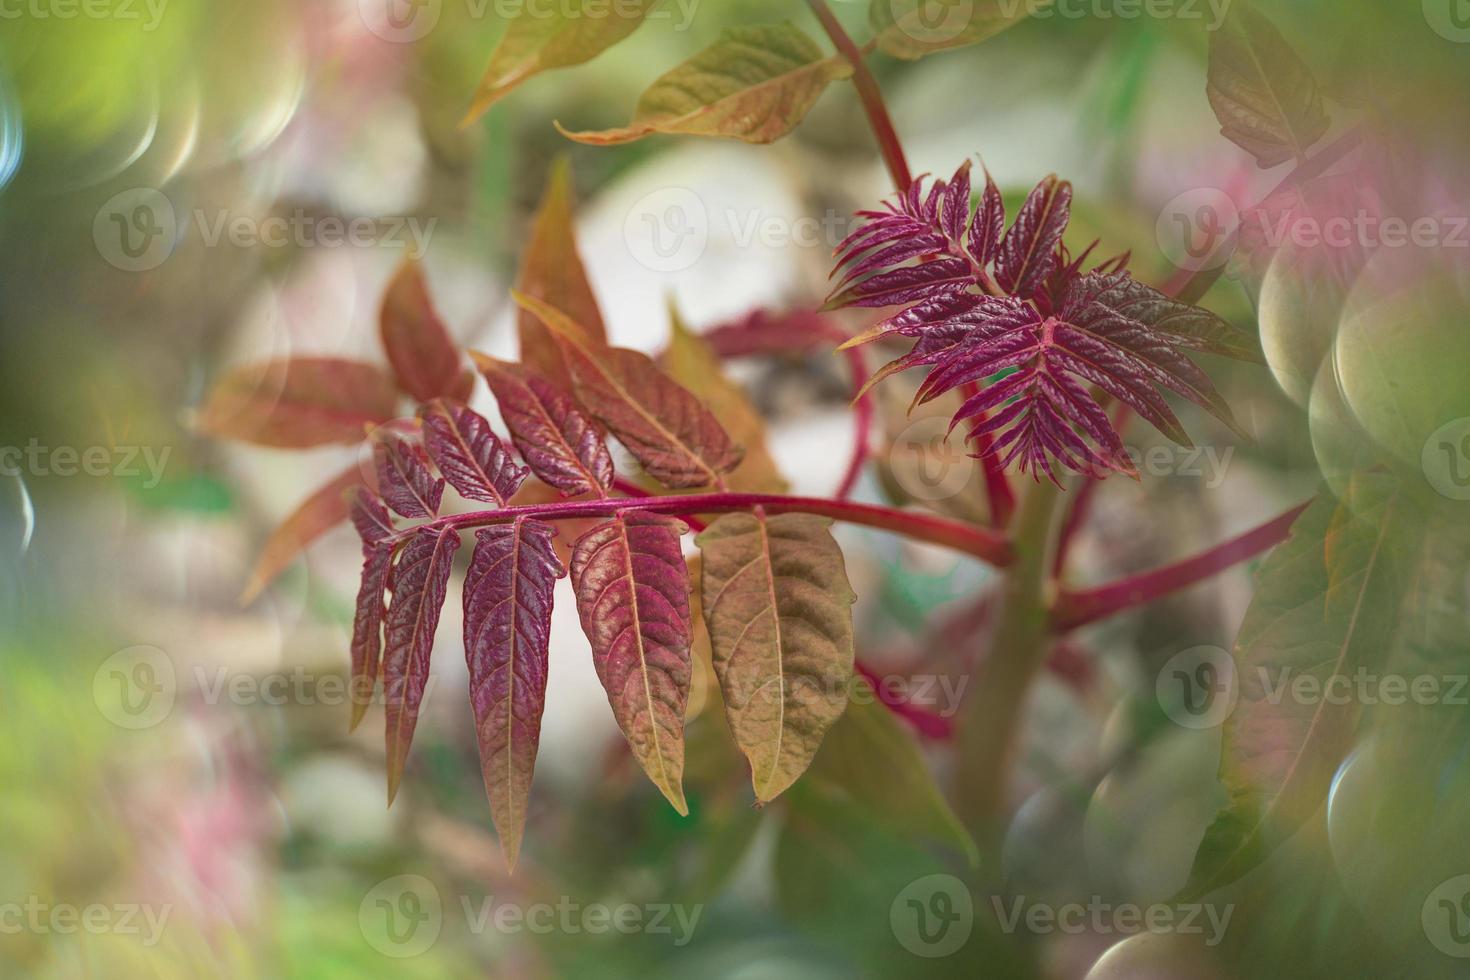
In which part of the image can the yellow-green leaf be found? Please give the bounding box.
[462,0,656,126]
[697,511,856,803]
[870,0,1045,61]
[557,23,852,146]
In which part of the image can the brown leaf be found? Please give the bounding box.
[380,260,470,404]
[240,463,370,604]
[198,358,398,448]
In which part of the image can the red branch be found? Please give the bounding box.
[834,344,873,501]
[1050,500,1312,632]
[959,381,1016,526]
[405,491,1016,567]
[806,0,912,192]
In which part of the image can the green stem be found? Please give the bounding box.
[954,478,1066,852]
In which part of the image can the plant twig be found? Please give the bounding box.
[806,0,913,192]
[403,492,1016,567]
[1050,499,1312,632]
[960,381,1016,527]
[834,344,874,500]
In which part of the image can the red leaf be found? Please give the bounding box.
[383,526,461,803]
[570,512,692,814]
[463,519,566,868]
[515,292,743,489]
[995,175,1073,299]
[421,400,528,506]
[380,260,470,404]
[374,435,444,519]
[240,463,370,604]
[473,354,614,497]
[198,358,397,448]
[349,489,396,732]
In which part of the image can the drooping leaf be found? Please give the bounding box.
[374,435,445,520]
[870,0,1045,61]
[463,0,655,125]
[240,463,368,603]
[380,260,471,404]
[805,675,977,864]
[661,306,787,494]
[514,292,743,489]
[696,511,856,803]
[830,162,1250,481]
[556,23,852,145]
[421,400,528,506]
[570,512,693,814]
[1206,4,1330,168]
[198,358,397,448]
[349,489,395,732]
[515,158,609,391]
[473,353,614,498]
[382,526,461,803]
[995,174,1073,299]
[463,519,566,868]
[1186,478,1425,896]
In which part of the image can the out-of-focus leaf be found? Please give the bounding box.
[870,0,1044,61]
[660,306,787,494]
[515,292,743,489]
[1207,4,1330,168]
[198,358,397,448]
[570,512,693,814]
[462,1,656,125]
[473,354,614,498]
[421,399,527,506]
[515,158,608,391]
[463,519,566,869]
[380,260,470,404]
[349,489,395,732]
[240,463,368,604]
[697,511,855,803]
[1187,477,1425,896]
[374,435,445,520]
[383,526,461,803]
[556,23,852,145]
[805,674,977,864]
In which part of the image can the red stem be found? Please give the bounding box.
[834,345,873,500]
[1051,404,1131,575]
[805,0,912,192]
[856,661,954,739]
[1050,500,1312,632]
[403,492,1015,567]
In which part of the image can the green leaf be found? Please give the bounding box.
[1206,4,1330,167]
[463,0,656,126]
[697,511,856,803]
[1186,476,1427,896]
[870,0,1044,61]
[557,23,852,145]
[806,675,978,865]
